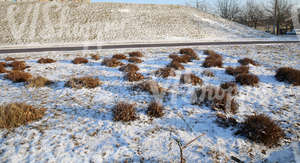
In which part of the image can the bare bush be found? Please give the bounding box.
[202,54,223,68]
[65,77,101,89]
[236,73,259,86]
[128,57,143,63]
[27,76,53,88]
[5,57,15,61]
[72,57,88,64]
[113,54,127,60]
[133,80,165,95]
[9,61,28,70]
[167,61,185,70]
[91,54,100,60]
[113,102,137,122]
[180,73,203,86]
[155,67,176,78]
[0,64,7,73]
[119,64,139,73]
[125,72,144,82]
[0,103,46,129]
[102,58,124,67]
[220,81,238,96]
[179,48,199,60]
[5,71,32,82]
[0,62,7,67]
[37,58,56,64]
[147,101,164,118]
[129,51,143,57]
[275,67,300,86]
[225,66,249,76]
[238,58,259,66]
[202,70,215,77]
[203,50,217,56]
[215,113,237,128]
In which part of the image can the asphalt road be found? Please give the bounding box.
[0,40,299,54]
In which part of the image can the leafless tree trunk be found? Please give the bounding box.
[242,0,264,29]
[216,0,241,21]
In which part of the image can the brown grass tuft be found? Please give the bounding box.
[112,54,127,60]
[167,61,185,70]
[179,48,199,60]
[5,57,15,61]
[5,71,32,82]
[180,73,203,86]
[203,50,217,56]
[37,58,56,64]
[0,64,7,73]
[202,70,215,77]
[9,61,28,70]
[125,72,144,82]
[129,51,143,57]
[238,58,259,66]
[275,67,300,86]
[215,113,237,128]
[171,55,191,63]
[27,76,53,88]
[0,62,7,67]
[0,103,46,129]
[102,58,124,67]
[225,66,249,76]
[65,77,101,89]
[220,82,238,96]
[155,67,176,78]
[113,102,137,122]
[134,80,165,95]
[72,57,88,64]
[119,64,139,73]
[236,73,259,86]
[91,54,100,60]
[202,54,223,68]
[236,114,285,147]
[128,57,143,63]
[147,101,164,118]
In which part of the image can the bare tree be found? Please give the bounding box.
[216,0,241,21]
[243,0,264,29]
[186,0,208,12]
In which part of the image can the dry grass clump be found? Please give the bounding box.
[134,80,164,95]
[5,57,15,61]
[236,73,259,86]
[192,86,238,114]
[65,77,101,89]
[202,53,223,68]
[113,54,127,60]
[9,61,28,70]
[179,48,199,60]
[203,50,217,56]
[102,58,124,67]
[72,57,88,64]
[0,103,46,129]
[119,64,139,73]
[125,72,144,82]
[215,113,237,128]
[171,54,191,63]
[0,62,7,67]
[128,57,143,63]
[147,101,164,118]
[113,102,137,122]
[155,67,176,78]
[0,64,7,73]
[275,67,300,86]
[236,114,285,147]
[129,51,143,57]
[180,73,203,86]
[5,71,32,82]
[220,82,238,96]
[202,70,215,77]
[91,54,100,60]
[37,58,56,64]
[27,76,53,88]
[238,58,259,66]
[167,61,184,70]
[225,66,249,76]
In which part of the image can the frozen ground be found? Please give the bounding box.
[0,44,299,162]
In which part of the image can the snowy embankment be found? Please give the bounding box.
[0,44,299,162]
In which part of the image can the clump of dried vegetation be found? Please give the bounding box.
[236,114,285,147]
[0,103,46,129]
[125,72,144,82]
[27,76,53,88]
[220,82,238,96]
[65,77,101,89]
[202,70,215,77]
[203,50,217,56]
[113,54,127,60]
[180,73,203,86]
[215,113,237,128]
[155,67,176,78]
[275,67,300,86]
[37,58,56,64]
[134,80,165,95]
[169,54,191,63]
[202,53,223,68]
[113,102,137,122]
[235,73,259,86]
[119,64,139,73]
[72,57,88,64]
[0,62,7,67]
[102,58,124,67]
[0,64,7,73]
[238,58,259,66]
[167,61,185,70]
[179,48,199,60]
[5,71,32,82]
[91,54,100,60]
[128,57,143,63]
[5,57,15,61]
[192,86,238,114]
[225,66,249,76]
[147,101,164,118]
[9,61,28,70]
[129,51,143,57]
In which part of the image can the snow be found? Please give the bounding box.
[0,44,299,162]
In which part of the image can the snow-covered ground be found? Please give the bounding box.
[0,44,299,162]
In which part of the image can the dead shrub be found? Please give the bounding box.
[0,64,7,73]
[113,102,137,122]
[203,50,217,56]
[129,51,143,57]
[5,71,32,82]
[147,101,164,118]
[220,82,238,96]
[202,70,215,77]
[5,57,15,61]
[102,58,124,67]
[192,86,238,114]
[236,73,259,86]
[128,57,143,63]
[169,54,178,59]
[125,72,144,82]
[236,114,285,147]
[167,61,185,70]
[215,113,237,128]
[179,48,199,60]
[238,58,259,66]
[27,76,53,88]
[155,67,176,78]
[275,67,300,86]
[72,57,88,64]
[0,62,7,67]
[171,55,191,63]
[134,80,165,95]
[0,103,46,129]
[113,54,127,60]
[65,77,101,89]
[37,58,56,64]
[225,66,249,76]
[202,54,223,68]
[119,64,139,73]
[180,73,203,86]
[91,54,100,60]
[9,61,28,70]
